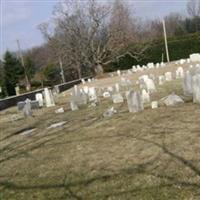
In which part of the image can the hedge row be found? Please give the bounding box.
[105,32,200,72]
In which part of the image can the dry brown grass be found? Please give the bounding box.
[0,62,200,200]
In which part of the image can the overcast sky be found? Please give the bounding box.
[0,0,188,59]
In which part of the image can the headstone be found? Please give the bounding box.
[144,78,156,93]
[161,62,165,67]
[55,107,65,114]
[183,71,193,96]
[107,86,113,93]
[103,91,111,98]
[176,67,184,79]
[81,79,86,84]
[190,53,200,62]
[151,101,158,109]
[44,88,55,107]
[192,74,200,103]
[17,101,26,111]
[126,91,144,113]
[165,72,172,81]
[23,99,32,117]
[83,86,89,94]
[117,70,121,76]
[187,58,190,63]
[15,86,20,96]
[161,93,184,106]
[88,87,97,102]
[30,100,40,109]
[70,101,79,111]
[147,63,154,69]
[179,59,185,65]
[141,89,150,103]
[35,93,44,107]
[132,66,137,72]
[112,93,124,104]
[156,63,160,68]
[47,121,67,129]
[158,75,165,85]
[103,107,117,118]
[115,83,120,93]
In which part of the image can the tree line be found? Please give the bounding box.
[0,0,200,98]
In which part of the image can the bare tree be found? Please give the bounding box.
[187,0,200,17]
[164,12,185,36]
[39,0,147,76]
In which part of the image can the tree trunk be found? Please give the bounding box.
[77,65,82,79]
[95,64,104,76]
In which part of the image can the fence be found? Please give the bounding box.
[0,77,91,111]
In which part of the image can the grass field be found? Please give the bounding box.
[0,62,200,200]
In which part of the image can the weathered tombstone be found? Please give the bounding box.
[179,59,185,65]
[103,91,111,98]
[70,101,79,111]
[147,63,154,69]
[126,91,144,113]
[81,79,86,84]
[165,72,172,81]
[112,93,124,104]
[88,87,97,102]
[176,67,184,79]
[17,101,26,111]
[151,101,158,109]
[35,93,44,107]
[132,66,137,72]
[107,86,113,93]
[55,107,65,113]
[23,99,32,117]
[158,75,165,85]
[156,63,160,68]
[44,88,55,107]
[183,71,193,96]
[117,70,121,76]
[160,62,165,67]
[15,86,20,96]
[30,100,40,109]
[115,83,120,93]
[161,93,184,106]
[103,107,117,118]
[190,53,200,62]
[83,86,89,94]
[192,74,200,103]
[141,89,150,103]
[145,78,156,93]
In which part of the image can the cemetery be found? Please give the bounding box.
[0,55,200,199]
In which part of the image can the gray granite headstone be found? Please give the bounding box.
[23,99,32,117]
[126,91,144,113]
[192,74,200,103]
[17,101,26,111]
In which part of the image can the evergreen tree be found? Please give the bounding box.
[24,56,36,83]
[3,51,24,96]
[0,60,7,98]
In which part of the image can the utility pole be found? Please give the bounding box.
[162,20,170,63]
[59,57,66,83]
[16,39,31,91]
